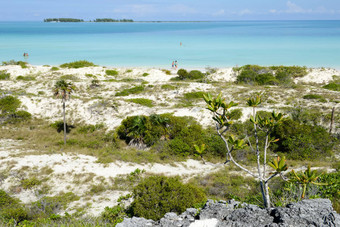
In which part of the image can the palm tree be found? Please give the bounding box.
[53,79,76,145]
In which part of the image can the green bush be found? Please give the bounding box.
[20,177,42,189]
[127,98,154,107]
[60,60,95,68]
[303,94,323,100]
[177,69,188,80]
[0,71,10,80]
[271,118,335,160]
[106,70,119,76]
[0,190,18,208]
[323,82,340,91]
[77,123,104,134]
[2,60,28,68]
[115,86,145,96]
[101,205,126,225]
[188,70,205,80]
[228,109,243,120]
[16,75,36,81]
[0,96,21,114]
[50,120,74,133]
[129,176,206,220]
[235,65,307,85]
[51,67,59,71]
[142,73,149,77]
[176,69,205,80]
[161,84,176,90]
[318,172,340,213]
[183,91,205,100]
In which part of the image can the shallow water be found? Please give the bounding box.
[0,21,340,68]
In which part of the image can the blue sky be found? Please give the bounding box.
[1,0,340,21]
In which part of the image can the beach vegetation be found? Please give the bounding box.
[203,92,289,208]
[173,69,205,81]
[90,79,100,88]
[271,118,335,160]
[2,60,28,68]
[323,82,340,91]
[106,69,119,76]
[0,95,31,124]
[303,94,323,100]
[161,69,171,75]
[0,71,10,80]
[53,79,76,145]
[234,65,307,85]
[51,66,59,71]
[161,84,176,90]
[128,175,206,220]
[60,60,95,68]
[115,85,145,96]
[142,73,149,77]
[127,98,154,107]
[16,75,36,81]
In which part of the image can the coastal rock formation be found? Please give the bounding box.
[117,199,340,227]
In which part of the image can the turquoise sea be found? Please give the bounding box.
[0,21,340,68]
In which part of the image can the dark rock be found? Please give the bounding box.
[117,199,340,227]
[116,217,155,227]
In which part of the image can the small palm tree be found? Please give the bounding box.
[53,79,76,145]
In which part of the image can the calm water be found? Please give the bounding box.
[0,21,340,68]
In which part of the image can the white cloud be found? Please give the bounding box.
[286,1,305,13]
[269,9,277,14]
[239,9,252,16]
[212,9,225,16]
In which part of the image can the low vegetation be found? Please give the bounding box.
[127,98,154,107]
[115,85,145,96]
[234,65,308,85]
[60,60,95,68]
[2,60,28,68]
[0,70,10,80]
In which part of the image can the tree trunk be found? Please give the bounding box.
[264,181,270,208]
[63,101,66,145]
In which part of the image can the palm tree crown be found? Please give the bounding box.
[54,79,75,101]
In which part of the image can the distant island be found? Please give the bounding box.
[43,18,133,22]
[44,18,84,22]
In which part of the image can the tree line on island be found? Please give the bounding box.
[43,18,134,22]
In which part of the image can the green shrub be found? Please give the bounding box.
[177,69,188,80]
[16,75,36,81]
[142,73,149,77]
[50,120,74,133]
[0,71,10,80]
[77,123,104,134]
[271,118,335,160]
[7,110,32,123]
[115,86,145,96]
[127,98,154,107]
[51,67,59,71]
[31,192,79,218]
[323,82,340,91]
[21,177,42,189]
[188,70,205,80]
[106,70,119,76]
[161,84,176,90]
[0,96,21,114]
[102,205,126,225]
[183,91,205,100]
[129,176,206,220]
[235,65,307,85]
[162,69,171,75]
[318,172,340,212]
[176,69,205,80]
[60,60,95,68]
[228,109,243,120]
[0,190,18,208]
[2,60,28,68]
[303,94,323,100]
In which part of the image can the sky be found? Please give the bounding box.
[1,0,340,21]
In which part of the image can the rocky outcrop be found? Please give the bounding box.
[117,199,340,227]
